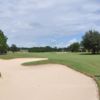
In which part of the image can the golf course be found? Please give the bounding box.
[0,52,100,100]
[1,0,100,99]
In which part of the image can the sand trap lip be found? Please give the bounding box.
[0,58,99,100]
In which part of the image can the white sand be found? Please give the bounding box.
[0,58,99,100]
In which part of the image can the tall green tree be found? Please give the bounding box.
[82,30,100,54]
[68,42,80,52]
[0,30,8,54]
[10,44,19,53]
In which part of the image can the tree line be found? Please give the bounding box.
[0,29,100,54]
[28,46,67,52]
[67,30,100,54]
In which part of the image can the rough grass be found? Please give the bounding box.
[0,72,1,77]
[0,52,42,59]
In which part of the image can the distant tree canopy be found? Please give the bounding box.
[28,46,67,52]
[0,30,8,54]
[1,29,100,54]
[82,30,100,54]
[67,42,80,52]
[10,44,20,53]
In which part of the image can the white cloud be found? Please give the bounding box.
[66,39,77,47]
[0,0,100,47]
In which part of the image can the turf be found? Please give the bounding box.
[0,52,100,96]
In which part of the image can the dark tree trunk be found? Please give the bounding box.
[92,49,96,54]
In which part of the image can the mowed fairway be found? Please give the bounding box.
[0,52,100,99]
[0,58,98,100]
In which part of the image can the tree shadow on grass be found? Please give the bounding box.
[80,52,100,55]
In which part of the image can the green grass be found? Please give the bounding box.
[0,52,100,97]
[0,52,42,59]
[23,52,100,76]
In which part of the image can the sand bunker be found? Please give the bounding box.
[0,58,99,100]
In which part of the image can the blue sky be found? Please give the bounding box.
[0,0,100,47]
